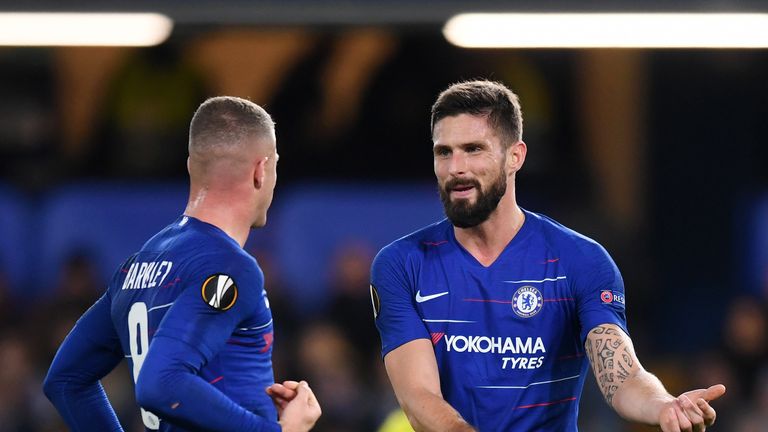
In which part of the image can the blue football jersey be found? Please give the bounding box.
[371,210,628,431]
[109,215,277,431]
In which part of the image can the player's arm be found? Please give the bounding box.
[371,245,475,432]
[134,268,319,432]
[136,336,319,432]
[585,323,725,431]
[574,242,724,431]
[43,293,125,432]
[384,339,476,432]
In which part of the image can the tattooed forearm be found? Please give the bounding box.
[585,325,636,406]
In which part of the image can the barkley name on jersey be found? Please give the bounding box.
[109,215,277,431]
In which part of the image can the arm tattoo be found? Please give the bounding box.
[585,325,635,406]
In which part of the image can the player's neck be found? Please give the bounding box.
[453,193,524,267]
[184,187,251,248]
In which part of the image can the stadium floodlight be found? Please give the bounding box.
[444,13,768,48]
[0,12,173,46]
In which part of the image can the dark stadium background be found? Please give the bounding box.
[0,1,766,431]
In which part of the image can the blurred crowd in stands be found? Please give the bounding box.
[0,27,767,432]
[0,243,766,432]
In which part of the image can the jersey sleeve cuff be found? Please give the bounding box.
[579,316,629,345]
[381,335,431,359]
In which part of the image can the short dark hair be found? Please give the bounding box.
[431,80,523,147]
[189,96,274,153]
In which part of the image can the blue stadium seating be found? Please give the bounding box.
[271,182,443,310]
[34,183,188,295]
[0,185,30,295]
[2,182,445,307]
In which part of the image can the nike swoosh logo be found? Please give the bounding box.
[415,290,449,303]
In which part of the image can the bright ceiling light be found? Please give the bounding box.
[0,13,173,46]
[444,13,768,48]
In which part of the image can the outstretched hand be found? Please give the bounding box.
[659,384,726,432]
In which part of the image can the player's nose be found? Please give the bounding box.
[447,152,468,176]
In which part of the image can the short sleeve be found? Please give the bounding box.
[370,244,430,358]
[571,242,628,344]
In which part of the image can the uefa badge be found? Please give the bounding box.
[600,290,613,303]
[201,274,238,311]
[512,286,543,318]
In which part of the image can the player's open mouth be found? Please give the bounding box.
[450,184,475,198]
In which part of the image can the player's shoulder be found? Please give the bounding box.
[525,210,610,261]
[374,218,451,264]
[194,242,261,285]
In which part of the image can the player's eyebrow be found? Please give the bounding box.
[433,143,451,154]
[433,140,490,155]
[459,141,488,149]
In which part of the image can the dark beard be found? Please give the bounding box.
[439,172,507,228]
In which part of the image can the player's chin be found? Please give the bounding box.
[451,195,477,204]
[449,196,477,208]
[251,216,267,229]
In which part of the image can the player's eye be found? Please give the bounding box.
[466,145,482,153]
[434,147,451,157]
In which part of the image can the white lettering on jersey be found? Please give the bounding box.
[501,356,545,369]
[444,335,546,354]
[122,261,174,290]
[443,334,547,370]
[122,263,138,289]
[140,262,156,288]
[153,261,173,287]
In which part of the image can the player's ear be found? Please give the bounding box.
[253,156,267,189]
[186,157,191,175]
[507,140,527,173]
